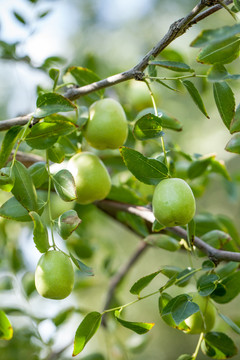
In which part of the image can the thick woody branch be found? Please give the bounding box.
[97,199,240,263]
[0,0,232,131]
[0,113,33,131]
[8,151,44,168]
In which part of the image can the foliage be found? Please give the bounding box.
[1,1,240,360]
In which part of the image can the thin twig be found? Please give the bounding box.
[97,199,240,263]
[0,0,232,131]
[101,241,149,327]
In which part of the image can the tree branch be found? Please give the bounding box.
[97,199,240,263]
[8,151,44,167]
[0,0,232,131]
[101,240,149,326]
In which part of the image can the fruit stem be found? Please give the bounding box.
[192,332,204,360]
[144,79,167,166]
[46,153,56,249]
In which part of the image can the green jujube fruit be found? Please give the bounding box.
[35,250,74,300]
[83,98,128,150]
[67,152,111,204]
[152,178,196,227]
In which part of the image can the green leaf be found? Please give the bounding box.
[225,133,240,154]
[234,0,240,11]
[211,270,240,303]
[213,82,235,130]
[208,64,228,82]
[159,110,183,131]
[70,253,94,276]
[13,11,27,25]
[152,219,166,232]
[52,306,75,327]
[120,147,169,185]
[202,260,216,271]
[73,312,102,356]
[53,169,77,202]
[202,332,237,359]
[148,59,157,77]
[135,108,182,131]
[49,68,60,90]
[202,230,231,248]
[0,196,33,221]
[11,160,38,211]
[130,270,161,296]
[161,294,199,325]
[40,56,66,71]
[0,126,22,169]
[116,212,149,237]
[0,167,15,192]
[26,118,76,149]
[210,159,231,181]
[197,274,219,296]
[197,36,240,65]
[188,154,215,179]
[47,143,65,163]
[76,106,89,129]
[161,265,182,280]
[182,80,209,118]
[0,311,13,340]
[63,66,104,100]
[28,162,48,188]
[191,23,240,48]
[34,93,76,118]
[133,113,164,140]
[230,103,240,133]
[163,111,182,129]
[38,10,51,19]
[175,268,196,287]
[107,185,146,206]
[172,296,199,325]
[149,60,194,72]
[114,310,154,334]
[133,111,182,140]
[56,210,81,240]
[207,64,240,82]
[219,313,240,334]
[158,293,189,331]
[155,78,179,92]
[29,211,50,253]
[216,262,238,279]
[144,234,180,252]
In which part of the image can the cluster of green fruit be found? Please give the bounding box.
[68,98,129,205]
[35,98,128,300]
[35,97,198,333]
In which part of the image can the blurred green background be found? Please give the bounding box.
[0,0,240,359]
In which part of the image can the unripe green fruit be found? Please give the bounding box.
[127,80,153,111]
[185,294,216,334]
[152,178,196,227]
[35,250,74,300]
[83,98,128,150]
[68,152,111,204]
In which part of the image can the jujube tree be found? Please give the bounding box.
[1,0,240,359]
